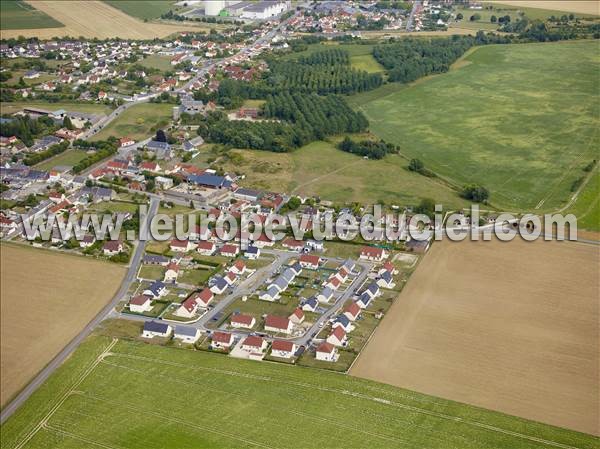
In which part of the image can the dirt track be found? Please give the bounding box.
[0,244,125,407]
[350,237,599,436]
[0,1,213,40]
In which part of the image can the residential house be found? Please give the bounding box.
[170,238,195,252]
[79,234,96,248]
[174,325,201,344]
[332,315,352,333]
[356,292,372,309]
[259,285,280,302]
[143,254,170,265]
[359,246,388,262]
[364,282,380,299]
[327,327,347,347]
[302,296,319,312]
[103,240,123,256]
[271,340,296,359]
[282,237,304,252]
[230,260,247,275]
[175,297,198,318]
[220,244,239,258]
[264,315,293,335]
[142,321,172,338]
[196,240,216,255]
[209,276,229,295]
[241,335,267,353]
[163,262,180,283]
[230,313,256,329]
[376,270,395,289]
[211,331,234,349]
[143,280,167,299]
[344,302,361,322]
[288,308,305,324]
[378,261,398,276]
[189,288,214,308]
[299,254,320,269]
[317,287,334,303]
[129,294,152,313]
[244,245,260,259]
[315,342,338,362]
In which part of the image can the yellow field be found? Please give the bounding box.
[0,244,125,407]
[351,238,599,436]
[489,1,599,15]
[0,1,216,40]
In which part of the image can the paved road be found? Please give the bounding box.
[0,197,160,425]
[406,0,421,31]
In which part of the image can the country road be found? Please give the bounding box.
[0,197,160,425]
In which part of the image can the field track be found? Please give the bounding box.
[0,1,213,39]
[351,238,599,436]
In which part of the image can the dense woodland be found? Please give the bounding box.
[200,93,368,153]
[373,36,475,83]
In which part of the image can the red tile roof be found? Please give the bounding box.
[330,326,346,341]
[265,315,290,330]
[231,313,254,326]
[242,335,264,349]
[299,254,320,266]
[212,331,233,344]
[345,302,361,319]
[317,342,335,354]
[272,340,294,352]
[361,246,384,258]
[130,294,151,306]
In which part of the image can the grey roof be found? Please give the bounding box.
[335,315,350,327]
[380,271,393,282]
[342,259,355,272]
[146,140,170,151]
[366,282,379,295]
[143,254,170,264]
[280,268,296,283]
[270,277,289,291]
[213,276,228,290]
[147,280,165,295]
[305,296,318,307]
[187,174,232,189]
[319,286,333,299]
[358,292,372,306]
[290,262,302,274]
[266,285,280,297]
[245,245,259,254]
[144,320,169,333]
[175,325,198,337]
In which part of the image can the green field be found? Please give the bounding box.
[90,103,173,141]
[350,40,600,212]
[220,138,466,208]
[139,54,174,72]
[280,42,385,73]
[103,0,178,20]
[566,165,600,232]
[0,0,63,30]
[1,333,597,449]
[35,150,88,171]
[0,101,112,115]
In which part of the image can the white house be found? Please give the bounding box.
[196,240,215,256]
[260,285,280,302]
[211,331,234,349]
[317,287,334,303]
[359,246,388,262]
[241,335,267,353]
[174,325,200,344]
[264,315,293,335]
[316,342,338,362]
[170,239,195,252]
[142,321,172,338]
[129,294,152,313]
[163,262,180,283]
[230,313,256,329]
[288,308,305,324]
[327,326,347,347]
[271,340,296,359]
[175,297,198,318]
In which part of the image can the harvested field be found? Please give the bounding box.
[489,1,600,15]
[351,238,599,436]
[0,244,125,407]
[0,1,214,40]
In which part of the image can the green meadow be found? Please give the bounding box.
[349,40,600,213]
[90,103,174,142]
[0,0,63,30]
[1,334,598,449]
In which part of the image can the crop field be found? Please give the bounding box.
[221,139,467,208]
[0,0,63,30]
[351,238,599,436]
[103,0,178,20]
[349,41,600,212]
[489,1,600,16]
[0,244,125,408]
[1,333,598,449]
[90,103,173,142]
[0,0,215,40]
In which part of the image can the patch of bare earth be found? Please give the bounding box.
[350,238,599,436]
[0,244,125,407]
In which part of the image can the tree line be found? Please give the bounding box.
[0,115,57,147]
[338,137,398,160]
[72,137,119,173]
